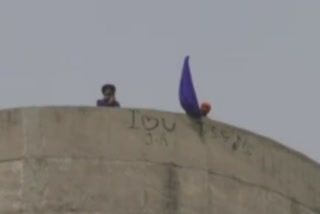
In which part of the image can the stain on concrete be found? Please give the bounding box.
[232,141,239,151]
[163,166,179,214]
[0,110,20,127]
[290,200,300,214]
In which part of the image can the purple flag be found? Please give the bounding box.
[179,56,201,118]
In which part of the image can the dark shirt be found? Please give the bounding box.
[96,99,120,107]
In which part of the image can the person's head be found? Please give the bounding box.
[101,84,116,99]
[200,102,211,116]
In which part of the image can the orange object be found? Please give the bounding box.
[200,102,211,111]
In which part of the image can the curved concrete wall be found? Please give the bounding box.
[0,107,319,214]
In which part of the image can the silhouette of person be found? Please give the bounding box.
[96,84,120,107]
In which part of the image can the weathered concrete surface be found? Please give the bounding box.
[0,107,319,214]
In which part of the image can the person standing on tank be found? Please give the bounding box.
[96,84,120,107]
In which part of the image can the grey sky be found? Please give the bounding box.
[0,1,319,162]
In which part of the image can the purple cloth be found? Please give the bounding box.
[97,99,120,107]
[179,56,201,118]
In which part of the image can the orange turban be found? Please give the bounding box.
[200,102,211,111]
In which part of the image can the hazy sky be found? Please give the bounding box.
[0,1,319,163]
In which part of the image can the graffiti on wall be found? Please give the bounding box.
[128,110,176,147]
[127,110,253,156]
[206,124,253,156]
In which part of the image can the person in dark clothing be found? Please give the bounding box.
[96,84,120,107]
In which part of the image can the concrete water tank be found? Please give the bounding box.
[0,107,319,213]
